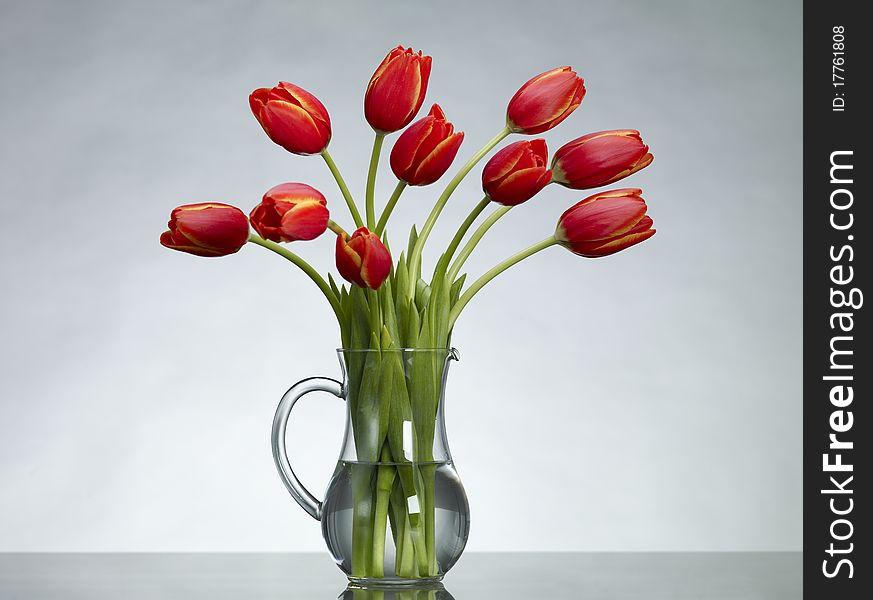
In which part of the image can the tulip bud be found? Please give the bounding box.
[249,183,329,243]
[365,45,432,133]
[250,82,331,155]
[160,203,249,257]
[552,130,653,189]
[389,104,464,186]
[507,67,586,134]
[481,139,552,206]
[335,227,392,290]
[555,188,655,258]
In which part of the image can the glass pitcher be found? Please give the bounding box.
[271,348,469,587]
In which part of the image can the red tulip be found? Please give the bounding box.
[552,130,653,189]
[160,203,249,257]
[506,67,586,134]
[249,183,329,243]
[481,139,552,206]
[555,188,655,258]
[389,104,464,186]
[250,82,331,155]
[365,45,432,133]
[335,227,392,289]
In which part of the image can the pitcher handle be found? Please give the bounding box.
[271,376,344,521]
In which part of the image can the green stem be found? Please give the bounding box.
[351,464,375,578]
[368,289,382,335]
[410,507,429,576]
[390,484,417,577]
[322,149,364,229]
[372,447,396,578]
[375,180,408,238]
[327,219,347,237]
[366,132,386,230]
[421,463,437,576]
[447,204,512,282]
[247,234,344,324]
[408,126,511,297]
[410,468,430,576]
[449,236,558,328]
[444,196,490,264]
[399,515,416,577]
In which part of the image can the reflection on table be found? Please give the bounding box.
[0,552,801,600]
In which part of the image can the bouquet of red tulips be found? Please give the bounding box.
[161,45,655,579]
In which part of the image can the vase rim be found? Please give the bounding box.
[336,347,457,352]
[336,347,460,360]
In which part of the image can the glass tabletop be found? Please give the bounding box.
[0,552,800,599]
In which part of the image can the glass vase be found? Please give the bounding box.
[271,348,469,587]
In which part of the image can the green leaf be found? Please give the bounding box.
[385,349,417,499]
[346,286,372,404]
[405,300,420,349]
[427,252,452,349]
[450,274,466,307]
[409,322,437,463]
[380,279,401,346]
[416,279,431,308]
[328,273,341,301]
[353,331,384,462]
[394,252,408,306]
[406,225,418,259]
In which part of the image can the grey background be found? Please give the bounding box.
[0,0,801,551]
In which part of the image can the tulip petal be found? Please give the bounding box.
[594,153,654,188]
[262,101,325,155]
[562,197,647,242]
[365,46,431,132]
[249,88,270,125]
[411,119,451,168]
[280,201,329,241]
[628,152,654,174]
[161,203,248,257]
[335,228,391,289]
[249,201,282,241]
[569,228,655,257]
[412,132,464,186]
[250,184,328,243]
[490,166,551,205]
[390,115,435,178]
[173,204,249,250]
[553,130,652,189]
[161,229,226,257]
[573,187,644,206]
[375,59,422,128]
[274,82,331,130]
[336,234,365,288]
[367,45,405,91]
[251,83,331,154]
[359,234,392,289]
[264,182,327,205]
[483,142,527,182]
[507,67,585,133]
[528,138,549,162]
[427,104,446,120]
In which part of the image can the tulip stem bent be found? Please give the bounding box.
[366,132,386,230]
[447,204,512,282]
[444,196,490,264]
[247,234,345,323]
[407,126,511,298]
[375,181,407,237]
[449,236,558,328]
[327,220,347,237]
[322,149,364,229]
